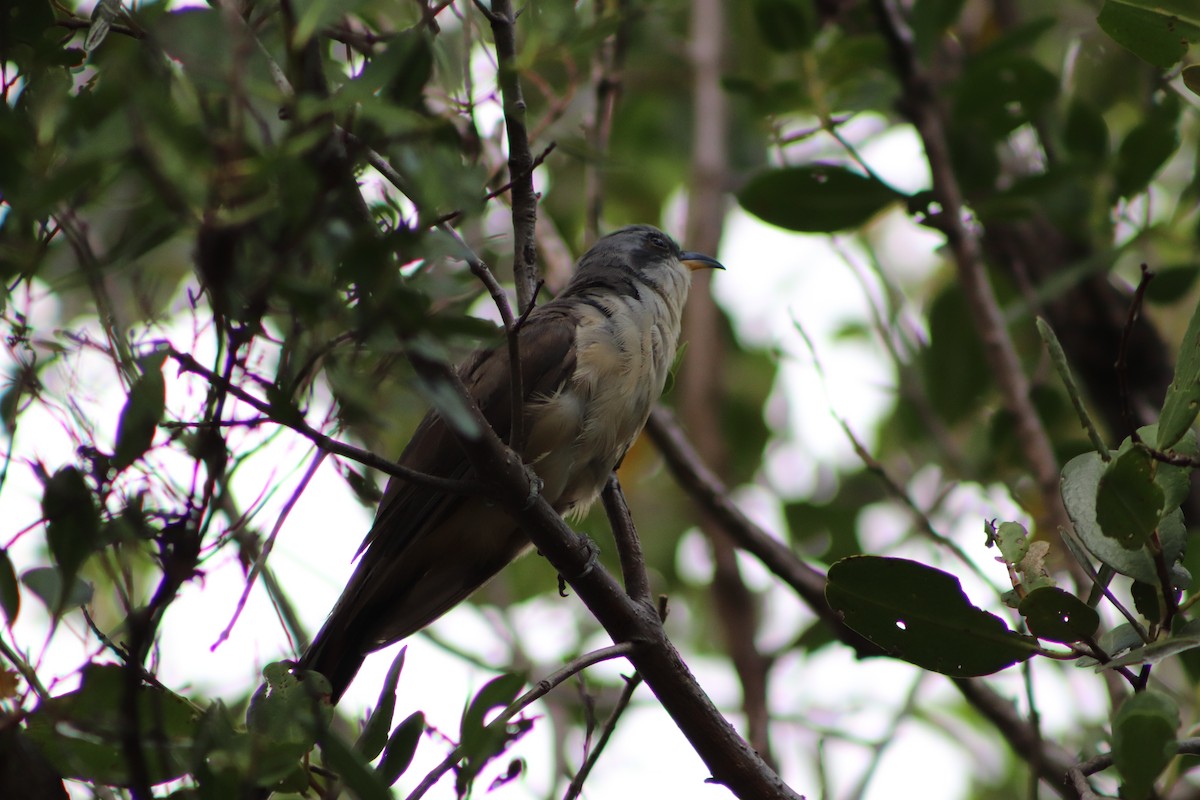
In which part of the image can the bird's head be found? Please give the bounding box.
[563,225,724,300]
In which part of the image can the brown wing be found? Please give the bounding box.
[299,303,580,699]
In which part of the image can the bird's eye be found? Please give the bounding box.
[646,232,671,251]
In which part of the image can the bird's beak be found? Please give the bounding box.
[680,252,725,271]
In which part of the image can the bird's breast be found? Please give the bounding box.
[524,287,684,515]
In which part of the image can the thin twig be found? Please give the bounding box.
[563,670,643,800]
[870,0,1072,543]
[169,349,487,496]
[600,475,651,604]
[405,644,636,800]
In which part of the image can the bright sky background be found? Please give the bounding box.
[0,18,1118,800]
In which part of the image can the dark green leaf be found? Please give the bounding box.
[1114,96,1181,198]
[41,467,101,594]
[21,568,92,613]
[1096,445,1163,550]
[1097,1,1200,69]
[911,0,967,58]
[752,0,815,52]
[1111,688,1178,799]
[460,673,526,754]
[1185,65,1200,97]
[23,663,200,785]
[0,548,18,624]
[825,556,1039,677]
[953,55,1058,135]
[1018,587,1099,643]
[1144,264,1200,305]
[319,730,392,800]
[377,711,424,786]
[736,165,903,233]
[355,647,406,761]
[113,354,166,470]
[1061,452,1186,584]
[1157,296,1200,449]
[1099,621,1200,669]
[1063,98,1109,163]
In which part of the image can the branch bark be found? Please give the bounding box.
[482,0,539,312]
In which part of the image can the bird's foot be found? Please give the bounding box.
[522,466,544,509]
[557,535,600,596]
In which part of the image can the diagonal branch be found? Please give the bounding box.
[404,353,803,800]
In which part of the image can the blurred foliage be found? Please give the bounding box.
[2,0,1200,798]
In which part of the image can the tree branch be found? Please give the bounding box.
[481,0,539,312]
[404,354,803,800]
[869,0,1072,540]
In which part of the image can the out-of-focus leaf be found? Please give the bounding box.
[1111,688,1178,799]
[20,568,92,613]
[752,0,815,52]
[1144,264,1200,305]
[825,556,1039,676]
[1185,65,1200,97]
[737,165,903,233]
[245,663,332,786]
[1096,445,1162,550]
[1018,587,1099,643]
[23,664,200,786]
[41,467,101,597]
[113,353,166,470]
[377,711,424,786]
[0,549,18,625]
[1063,98,1109,163]
[1114,94,1181,198]
[1097,1,1200,69]
[1157,296,1200,449]
[953,54,1058,135]
[911,0,967,58]
[921,285,991,423]
[318,729,391,800]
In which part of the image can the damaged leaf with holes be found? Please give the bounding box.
[825,556,1039,676]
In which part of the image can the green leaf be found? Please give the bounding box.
[1097,1,1200,69]
[994,521,1030,564]
[41,467,101,596]
[736,165,903,233]
[752,0,815,52]
[1114,95,1181,198]
[23,663,200,786]
[377,711,424,787]
[0,548,18,624]
[1185,65,1200,97]
[1157,295,1200,449]
[1111,689,1178,799]
[1096,445,1163,550]
[1062,452,1186,584]
[21,567,93,613]
[1144,263,1200,305]
[113,353,166,470]
[1063,98,1110,163]
[457,673,529,795]
[318,729,392,800]
[1018,587,1100,643]
[246,662,333,786]
[355,647,406,762]
[911,0,968,58]
[825,556,1039,676]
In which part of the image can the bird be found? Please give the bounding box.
[298,224,724,702]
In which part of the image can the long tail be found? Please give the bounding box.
[296,615,368,704]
